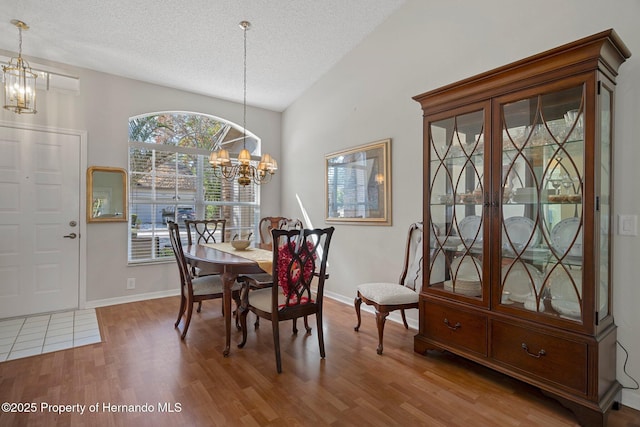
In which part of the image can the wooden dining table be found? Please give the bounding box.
[183,242,272,356]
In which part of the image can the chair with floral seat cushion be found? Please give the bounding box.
[238,227,334,373]
[354,222,422,355]
[167,220,241,339]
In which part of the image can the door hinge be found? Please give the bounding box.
[595,312,599,326]
[596,196,600,211]
[597,80,601,95]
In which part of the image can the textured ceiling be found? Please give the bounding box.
[0,0,406,112]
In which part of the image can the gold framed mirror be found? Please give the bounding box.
[87,166,127,223]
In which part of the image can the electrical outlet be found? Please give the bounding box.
[618,214,638,236]
[127,278,136,290]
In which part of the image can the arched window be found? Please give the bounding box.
[128,111,261,263]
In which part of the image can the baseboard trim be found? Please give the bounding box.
[621,389,640,411]
[85,289,180,309]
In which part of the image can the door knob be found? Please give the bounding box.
[63,233,77,239]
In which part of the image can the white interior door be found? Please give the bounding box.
[0,125,81,318]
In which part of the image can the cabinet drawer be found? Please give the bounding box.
[491,320,587,394]
[422,300,487,356]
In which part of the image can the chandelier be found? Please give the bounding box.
[2,20,37,114]
[209,21,277,186]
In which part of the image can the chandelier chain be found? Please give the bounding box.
[243,22,247,148]
[18,26,23,56]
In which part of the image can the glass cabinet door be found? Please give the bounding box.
[427,108,487,301]
[499,84,588,322]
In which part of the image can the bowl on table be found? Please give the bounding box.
[231,239,251,250]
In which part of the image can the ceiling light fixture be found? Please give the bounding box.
[2,19,37,114]
[209,21,277,186]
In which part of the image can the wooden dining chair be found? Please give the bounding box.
[241,216,306,331]
[185,218,226,245]
[354,222,422,355]
[258,216,303,250]
[243,216,303,288]
[238,227,334,373]
[184,218,227,312]
[167,220,241,339]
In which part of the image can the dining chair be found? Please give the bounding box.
[184,218,226,312]
[185,218,226,246]
[258,216,303,250]
[238,227,334,373]
[354,222,422,355]
[167,220,241,339]
[242,216,306,330]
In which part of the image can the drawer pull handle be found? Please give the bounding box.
[443,318,461,330]
[521,343,546,358]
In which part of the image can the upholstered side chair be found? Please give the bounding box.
[354,222,422,354]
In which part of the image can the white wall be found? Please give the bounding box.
[281,0,640,410]
[0,60,282,303]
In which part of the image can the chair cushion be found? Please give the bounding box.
[248,285,315,314]
[357,282,419,305]
[248,287,287,313]
[192,275,240,296]
[193,265,224,277]
[241,273,273,288]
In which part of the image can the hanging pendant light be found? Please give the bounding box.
[3,20,37,114]
[209,21,277,186]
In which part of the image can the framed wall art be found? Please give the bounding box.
[325,139,391,225]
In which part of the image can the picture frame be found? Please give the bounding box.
[325,139,391,225]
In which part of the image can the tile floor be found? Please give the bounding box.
[0,309,101,362]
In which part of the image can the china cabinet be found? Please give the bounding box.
[413,30,630,426]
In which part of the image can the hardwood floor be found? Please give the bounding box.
[1,296,638,426]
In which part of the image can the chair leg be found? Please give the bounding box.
[292,316,311,335]
[197,301,202,313]
[181,302,194,340]
[400,309,409,329]
[354,294,363,331]
[232,290,242,331]
[272,319,282,373]
[237,305,249,348]
[317,312,325,359]
[304,315,311,334]
[175,294,186,328]
[375,310,389,355]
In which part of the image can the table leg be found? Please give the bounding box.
[222,272,237,357]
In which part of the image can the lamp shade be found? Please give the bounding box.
[238,148,251,165]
